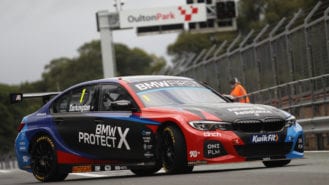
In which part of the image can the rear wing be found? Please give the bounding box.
[10,92,61,104]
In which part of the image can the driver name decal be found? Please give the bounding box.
[78,124,130,150]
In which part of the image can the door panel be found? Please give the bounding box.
[54,112,156,161]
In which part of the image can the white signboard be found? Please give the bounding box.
[119,4,207,28]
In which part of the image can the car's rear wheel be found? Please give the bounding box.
[262,159,291,167]
[161,125,193,174]
[30,135,68,182]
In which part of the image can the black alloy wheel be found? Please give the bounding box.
[161,125,193,174]
[30,135,68,182]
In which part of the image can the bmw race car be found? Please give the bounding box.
[13,75,304,182]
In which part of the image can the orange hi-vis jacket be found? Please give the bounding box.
[230,83,250,103]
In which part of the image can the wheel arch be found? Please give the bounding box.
[28,129,56,153]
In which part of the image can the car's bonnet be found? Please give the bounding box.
[170,103,288,122]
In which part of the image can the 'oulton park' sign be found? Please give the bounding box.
[119,3,207,28]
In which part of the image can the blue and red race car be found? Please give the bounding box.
[13,75,304,182]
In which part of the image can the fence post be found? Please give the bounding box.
[253,26,269,90]
[213,41,227,90]
[323,75,328,115]
[324,7,329,75]
[239,30,254,85]
[172,57,186,75]
[202,45,218,82]
[214,40,227,57]
[304,2,322,78]
[226,34,241,79]
[270,18,287,86]
[285,10,302,91]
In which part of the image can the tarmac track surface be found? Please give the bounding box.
[1,151,328,185]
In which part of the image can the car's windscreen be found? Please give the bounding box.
[130,79,226,107]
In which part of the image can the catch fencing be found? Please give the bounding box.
[167,1,329,149]
[170,1,329,96]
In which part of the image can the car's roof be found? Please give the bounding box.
[76,75,193,86]
[118,75,192,83]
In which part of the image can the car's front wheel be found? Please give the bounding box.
[262,159,291,167]
[161,125,193,174]
[30,135,68,182]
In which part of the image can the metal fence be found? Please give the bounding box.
[170,1,329,96]
[247,74,329,132]
[166,1,329,149]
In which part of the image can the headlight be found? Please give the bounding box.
[285,115,296,127]
[189,121,232,131]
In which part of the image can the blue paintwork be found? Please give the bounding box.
[285,122,304,159]
[15,116,32,172]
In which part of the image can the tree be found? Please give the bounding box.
[148,54,166,74]
[237,0,318,33]
[40,40,166,91]
[263,0,317,25]
[237,0,267,34]
[0,104,16,154]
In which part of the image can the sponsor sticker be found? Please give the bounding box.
[114,166,127,170]
[22,155,30,163]
[227,106,272,116]
[141,130,152,136]
[189,150,200,158]
[72,165,92,173]
[94,166,101,172]
[204,140,226,158]
[104,165,112,171]
[78,124,130,150]
[132,79,202,92]
[144,151,154,158]
[204,132,222,137]
[251,134,279,144]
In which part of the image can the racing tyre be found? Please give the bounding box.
[30,135,68,182]
[161,125,193,174]
[262,160,291,168]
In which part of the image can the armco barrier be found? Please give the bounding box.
[0,160,17,170]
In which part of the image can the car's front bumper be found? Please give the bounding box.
[184,123,304,165]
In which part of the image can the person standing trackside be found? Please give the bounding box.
[229,77,250,103]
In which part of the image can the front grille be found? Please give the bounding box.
[233,118,286,133]
[235,142,293,159]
